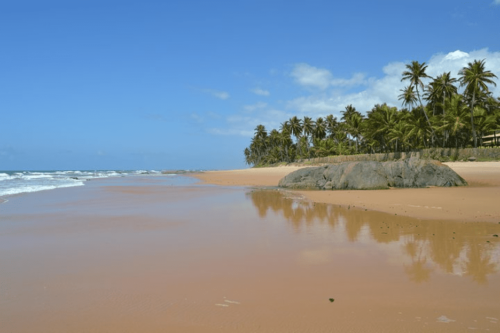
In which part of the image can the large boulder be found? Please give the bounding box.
[278,158,467,190]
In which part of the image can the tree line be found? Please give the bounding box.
[244,59,499,166]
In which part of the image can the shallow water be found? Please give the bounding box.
[1,176,499,332]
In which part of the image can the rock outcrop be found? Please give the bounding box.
[278,158,467,190]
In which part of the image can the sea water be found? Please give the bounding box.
[0,170,165,198]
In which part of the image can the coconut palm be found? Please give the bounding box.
[254,124,267,139]
[313,117,327,140]
[401,61,436,141]
[473,106,497,147]
[289,116,303,155]
[436,94,469,148]
[302,116,315,156]
[459,59,498,147]
[405,108,429,148]
[348,113,364,153]
[398,85,418,110]
[325,114,338,138]
[311,138,336,157]
[435,72,458,115]
[244,147,252,165]
[364,104,399,152]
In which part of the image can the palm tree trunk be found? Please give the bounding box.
[471,91,477,148]
[416,86,437,145]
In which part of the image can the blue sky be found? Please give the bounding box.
[1,0,500,170]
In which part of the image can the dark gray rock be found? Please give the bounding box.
[278,158,467,190]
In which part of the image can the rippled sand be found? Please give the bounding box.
[1,176,499,332]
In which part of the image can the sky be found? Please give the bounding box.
[1,0,500,171]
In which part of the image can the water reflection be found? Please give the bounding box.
[247,189,500,285]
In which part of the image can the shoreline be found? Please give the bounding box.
[192,162,500,223]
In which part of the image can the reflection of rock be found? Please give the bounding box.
[278,158,467,190]
[248,189,500,284]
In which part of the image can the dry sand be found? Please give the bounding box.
[193,162,500,222]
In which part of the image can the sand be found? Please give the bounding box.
[193,162,500,222]
[2,176,500,332]
[2,169,500,332]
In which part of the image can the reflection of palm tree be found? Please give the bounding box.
[404,259,432,283]
[403,239,433,283]
[345,215,365,242]
[248,190,500,285]
[463,241,497,285]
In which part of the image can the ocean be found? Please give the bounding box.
[0,170,164,198]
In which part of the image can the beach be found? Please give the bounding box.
[1,167,500,332]
[194,162,500,222]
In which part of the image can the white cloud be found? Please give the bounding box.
[209,48,500,137]
[288,48,500,116]
[243,102,267,112]
[210,108,290,138]
[331,73,369,87]
[291,63,368,90]
[203,89,230,100]
[251,87,270,96]
[494,0,500,5]
[190,113,204,123]
[291,63,333,90]
[207,128,254,136]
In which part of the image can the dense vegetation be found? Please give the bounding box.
[244,60,499,166]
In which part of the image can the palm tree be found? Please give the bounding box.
[435,72,458,115]
[348,113,364,153]
[302,116,315,157]
[244,147,252,165]
[289,116,303,155]
[364,104,399,152]
[311,138,336,157]
[401,61,436,142]
[437,94,469,148]
[473,106,497,147]
[341,105,361,151]
[279,122,293,162]
[398,85,418,110]
[325,114,338,138]
[254,124,267,139]
[313,117,326,140]
[459,59,498,147]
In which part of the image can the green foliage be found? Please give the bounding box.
[244,59,500,166]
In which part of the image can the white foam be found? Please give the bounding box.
[0,181,85,197]
[20,174,53,180]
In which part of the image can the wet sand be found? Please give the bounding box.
[1,175,500,332]
[195,162,500,222]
